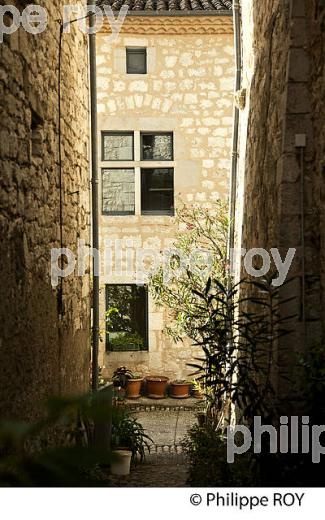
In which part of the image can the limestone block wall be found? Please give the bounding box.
[0,1,90,421]
[232,0,255,281]
[96,17,234,379]
[236,0,325,411]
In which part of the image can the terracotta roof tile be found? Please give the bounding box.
[98,0,232,12]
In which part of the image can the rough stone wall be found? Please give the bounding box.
[309,0,325,330]
[237,0,325,411]
[96,18,234,380]
[0,1,90,421]
[233,0,255,281]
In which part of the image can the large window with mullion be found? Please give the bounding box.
[105,284,148,352]
[141,168,174,216]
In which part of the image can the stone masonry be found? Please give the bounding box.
[0,0,90,422]
[235,0,325,412]
[97,14,234,380]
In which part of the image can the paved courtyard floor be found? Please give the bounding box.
[109,397,204,487]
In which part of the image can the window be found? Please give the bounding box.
[102,132,134,161]
[101,130,174,216]
[105,284,148,352]
[141,132,173,161]
[141,168,174,215]
[102,168,135,215]
[126,48,147,74]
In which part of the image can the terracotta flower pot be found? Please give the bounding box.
[170,381,191,399]
[192,389,204,399]
[126,378,142,399]
[146,376,169,399]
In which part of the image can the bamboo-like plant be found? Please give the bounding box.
[188,275,297,425]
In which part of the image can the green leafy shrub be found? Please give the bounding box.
[182,423,257,486]
[149,200,229,343]
[0,393,113,486]
[111,409,152,463]
[189,275,296,424]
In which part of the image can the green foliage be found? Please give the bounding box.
[299,340,325,421]
[105,286,146,350]
[149,200,229,343]
[111,409,152,463]
[182,423,257,486]
[0,393,113,486]
[112,366,134,387]
[189,275,296,424]
[109,332,145,351]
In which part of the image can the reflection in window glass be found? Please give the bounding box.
[141,168,174,215]
[141,133,173,161]
[102,132,134,161]
[102,168,135,215]
[126,48,147,74]
[105,285,148,352]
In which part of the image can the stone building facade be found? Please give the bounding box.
[0,1,90,421]
[234,0,325,411]
[97,2,234,379]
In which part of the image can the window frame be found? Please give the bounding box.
[140,131,174,161]
[101,131,134,162]
[126,47,147,75]
[141,167,175,216]
[105,283,149,352]
[101,167,136,216]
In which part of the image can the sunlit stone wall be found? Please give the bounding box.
[96,16,234,380]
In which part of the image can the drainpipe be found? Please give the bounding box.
[228,0,242,273]
[295,134,306,340]
[88,1,99,392]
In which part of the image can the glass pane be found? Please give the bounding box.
[102,168,135,215]
[106,285,147,351]
[127,49,147,74]
[141,168,174,214]
[141,133,173,160]
[103,133,133,161]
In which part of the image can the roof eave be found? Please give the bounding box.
[123,10,233,17]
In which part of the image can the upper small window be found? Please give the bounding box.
[141,132,173,161]
[126,48,147,74]
[102,132,134,161]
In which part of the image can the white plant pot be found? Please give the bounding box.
[111,450,132,476]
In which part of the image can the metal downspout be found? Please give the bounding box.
[228,0,242,272]
[89,1,99,392]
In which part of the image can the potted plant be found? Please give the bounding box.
[191,379,204,399]
[110,449,133,476]
[145,375,169,399]
[112,366,133,388]
[126,373,143,399]
[170,380,191,399]
[111,410,152,475]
